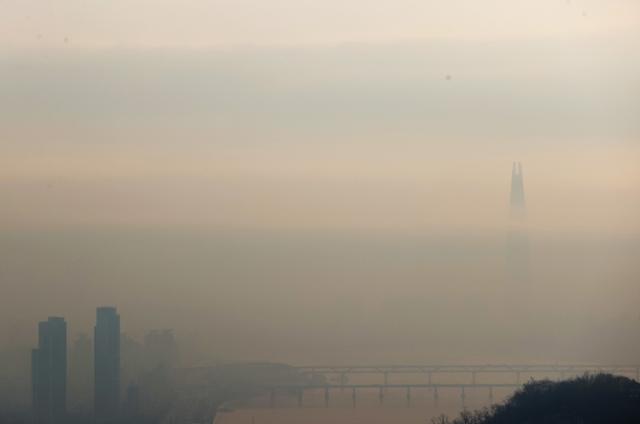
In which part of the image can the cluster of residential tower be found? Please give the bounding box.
[32,307,120,424]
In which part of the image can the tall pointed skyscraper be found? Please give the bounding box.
[510,162,526,219]
[507,162,529,281]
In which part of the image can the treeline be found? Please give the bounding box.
[433,374,640,424]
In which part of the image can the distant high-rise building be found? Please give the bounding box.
[94,307,120,423]
[144,329,178,370]
[510,162,526,219]
[32,317,67,424]
[122,384,141,420]
[507,162,529,281]
[69,333,93,411]
[120,332,145,391]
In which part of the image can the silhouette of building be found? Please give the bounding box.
[32,317,67,424]
[510,162,526,219]
[69,333,93,411]
[94,307,120,423]
[507,162,529,281]
[120,332,145,391]
[144,329,178,370]
[121,384,141,421]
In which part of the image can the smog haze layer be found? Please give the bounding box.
[1,0,639,399]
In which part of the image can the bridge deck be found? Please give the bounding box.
[268,383,520,390]
[296,364,640,374]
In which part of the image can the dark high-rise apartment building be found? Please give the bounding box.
[94,307,120,422]
[32,317,67,424]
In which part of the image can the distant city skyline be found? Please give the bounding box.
[3,1,638,423]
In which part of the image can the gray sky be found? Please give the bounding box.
[2,0,639,47]
[1,0,639,373]
[1,39,639,234]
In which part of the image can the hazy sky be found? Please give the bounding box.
[2,39,639,234]
[1,1,639,379]
[2,0,640,46]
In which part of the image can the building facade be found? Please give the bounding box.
[94,306,120,422]
[32,317,67,424]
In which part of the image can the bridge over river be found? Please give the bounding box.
[261,364,640,409]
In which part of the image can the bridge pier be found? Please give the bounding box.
[461,387,466,409]
[378,386,384,405]
[406,386,411,408]
[433,387,439,407]
[488,386,494,402]
[324,387,330,408]
[352,387,356,408]
[340,373,346,392]
[471,371,477,385]
[297,389,303,408]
